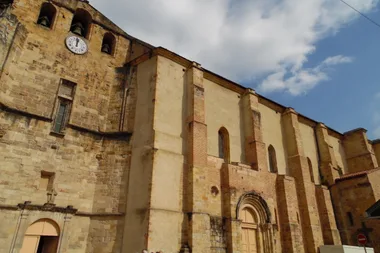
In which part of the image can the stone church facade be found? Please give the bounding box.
[1,0,380,253]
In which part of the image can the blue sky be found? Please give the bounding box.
[259,7,380,139]
[91,0,380,139]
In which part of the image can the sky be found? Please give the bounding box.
[91,0,380,139]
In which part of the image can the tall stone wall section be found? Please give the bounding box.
[0,108,130,252]
[343,129,378,173]
[0,1,140,252]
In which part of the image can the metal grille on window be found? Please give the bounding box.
[52,79,76,134]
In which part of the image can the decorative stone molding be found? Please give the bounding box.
[236,191,272,223]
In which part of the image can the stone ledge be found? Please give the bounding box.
[0,203,125,217]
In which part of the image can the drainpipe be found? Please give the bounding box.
[9,201,31,253]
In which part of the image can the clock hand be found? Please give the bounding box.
[76,38,79,47]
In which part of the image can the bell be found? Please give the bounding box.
[101,43,111,54]
[71,22,84,36]
[37,16,50,27]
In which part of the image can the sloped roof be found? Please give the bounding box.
[335,168,380,183]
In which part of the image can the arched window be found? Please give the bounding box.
[218,127,230,163]
[268,145,277,173]
[101,32,116,55]
[20,219,60,253]
[70,9,92,38]
[307,157,315,183]
[37,2,56,29]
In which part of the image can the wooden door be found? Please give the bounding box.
[242,228,249,253]
[248,228,257,252]
[242,228,258,253]
[20,235,40,253]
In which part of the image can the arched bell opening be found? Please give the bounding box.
[70,8,92,38]
[20,219,60,253]
[36,2,57,29]
[101,32,116,55]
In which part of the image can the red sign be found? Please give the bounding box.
[357,233,367,245]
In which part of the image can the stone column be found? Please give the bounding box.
[343,128,378,173]
[185,62,210,253]
[315,123,339,186]
[241,89,268,171]
[282,108,323,253]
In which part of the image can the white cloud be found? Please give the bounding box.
[90,0,378,94]
[319,55,354,67]
[258,55,353,95]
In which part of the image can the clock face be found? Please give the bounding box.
[65,35,88,55]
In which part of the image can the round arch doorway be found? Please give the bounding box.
[20,219,60,253]
[240,206,259,253]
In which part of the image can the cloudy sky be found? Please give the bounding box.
[91,0,380,139]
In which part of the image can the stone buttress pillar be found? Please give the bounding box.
[276,175,304,253]
[343,128,378,173]
[315,185,341,245]
[185,62,210,253]
[241,89,268,171]
[282,108,323,253]
[315,123,339,186]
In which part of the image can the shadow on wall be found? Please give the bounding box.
[86,136,131,253]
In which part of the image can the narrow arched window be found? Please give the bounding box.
[268,145,277,173]
[37,2,57,29]
[70,9,92,38]
[307,157,315,183]
[101,32,116,55]
[218,127,230,163]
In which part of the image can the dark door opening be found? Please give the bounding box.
[36,236,59,253]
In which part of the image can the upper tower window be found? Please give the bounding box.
[37,2,57,29]
[70,9,92,38]
[101,32,116,55]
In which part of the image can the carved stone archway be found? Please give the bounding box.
[236,192,274,253]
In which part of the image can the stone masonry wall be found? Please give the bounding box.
[331,175,376,248]
[0,107,130,252]
[0,0,131,133]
